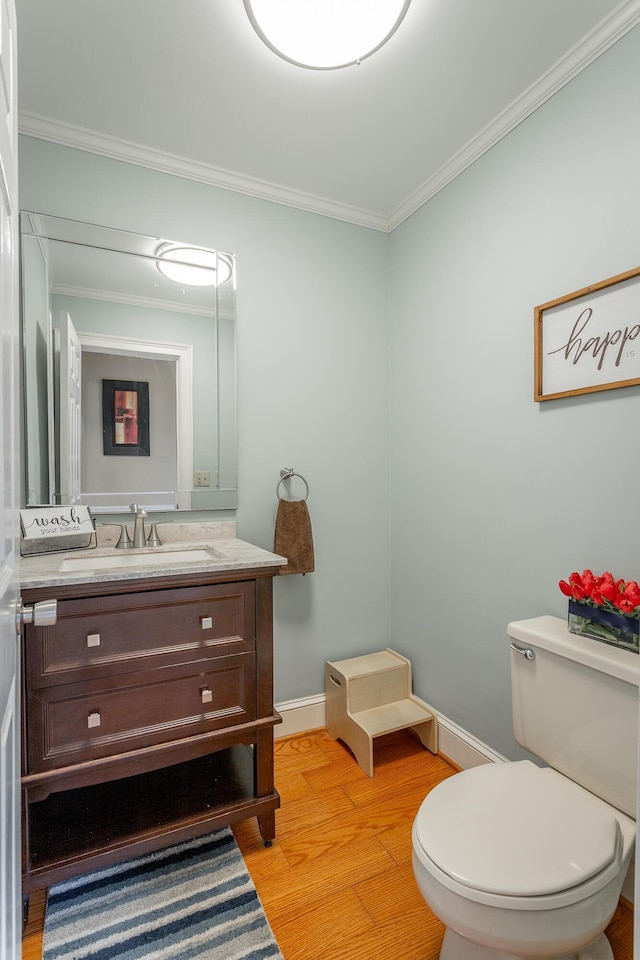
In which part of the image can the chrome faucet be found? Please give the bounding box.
[129,503,148,548]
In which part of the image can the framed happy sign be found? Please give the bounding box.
[534,265,640,401]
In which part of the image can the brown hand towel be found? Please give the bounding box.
[274,498,315,575]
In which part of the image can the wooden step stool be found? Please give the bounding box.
[325,648,438,777]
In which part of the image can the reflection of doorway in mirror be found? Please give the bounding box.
[79,333,194,511]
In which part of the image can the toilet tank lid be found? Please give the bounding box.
[507,616,639,686]
[414,761,621,897]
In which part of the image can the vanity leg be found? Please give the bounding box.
[254,725,277,846]
[258,811,276,846]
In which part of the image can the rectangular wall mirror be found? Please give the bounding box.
[20,212,237,513]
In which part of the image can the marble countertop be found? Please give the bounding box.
[20,520,287,588]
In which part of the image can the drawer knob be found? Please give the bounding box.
[201,616,213,630]
[87,633,101,648]
[201,688,213,704]
[87,711,101,728]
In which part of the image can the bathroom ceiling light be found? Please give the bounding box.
[155,243,232,287]
[243,0,411,70]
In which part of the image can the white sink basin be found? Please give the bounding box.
[59,547,219,573]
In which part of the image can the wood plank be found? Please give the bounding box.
[268,888,374,960]
[355,860,438,924]
[257,837,395,923]
[276,785,438,868]
[274,786,356,840]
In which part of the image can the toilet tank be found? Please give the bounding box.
[508,615,639,818]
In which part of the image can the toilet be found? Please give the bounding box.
[412,615,638,960]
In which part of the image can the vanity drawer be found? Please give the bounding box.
[25,653,256,773]
[25,581,256,687]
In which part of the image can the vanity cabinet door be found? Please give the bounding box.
[25,652,256,772]
[25,581,256,688]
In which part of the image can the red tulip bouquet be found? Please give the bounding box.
[559,570,640,653]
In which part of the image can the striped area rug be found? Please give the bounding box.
[42,828,284,960]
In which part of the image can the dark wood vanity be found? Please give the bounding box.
[20,562,281,893]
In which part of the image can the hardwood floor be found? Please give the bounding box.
[23,728,634,960]
[236,730,634,960]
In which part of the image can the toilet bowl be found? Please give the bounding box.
[412,761,635,960]
[411,617,639,960]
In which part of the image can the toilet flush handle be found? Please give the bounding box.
[510,642,535,661]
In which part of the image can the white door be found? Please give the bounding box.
[0,0,20,956]
[55,310,82,504]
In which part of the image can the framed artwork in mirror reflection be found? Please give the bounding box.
[102,379,150,456]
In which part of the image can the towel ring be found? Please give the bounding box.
[276,468,309,502]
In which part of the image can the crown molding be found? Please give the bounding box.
[52,283,215,318]
[18,0,640,235]
[18,112,389,233]
[387,0,640,230]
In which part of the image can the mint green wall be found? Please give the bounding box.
[18,24,640,749]
[388,25,640,758]
[18,138,390,703]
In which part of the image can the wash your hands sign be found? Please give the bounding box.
[20,506,93,540]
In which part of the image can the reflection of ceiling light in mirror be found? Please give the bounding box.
[243,0,411,70]
[155,243,232,286]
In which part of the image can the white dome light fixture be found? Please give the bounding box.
[155,243,232,287]
[243,0,411,70]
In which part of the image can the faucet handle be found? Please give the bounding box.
[146,523,162,547]
[115,524,133,549]
[100,521,133,549]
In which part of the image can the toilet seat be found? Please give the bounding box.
[413,760,624,910]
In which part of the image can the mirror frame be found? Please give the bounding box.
[20,211,238,514]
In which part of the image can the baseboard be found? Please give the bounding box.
[435,712,508,768]
[274,694,506,768]
[275,694,326,739]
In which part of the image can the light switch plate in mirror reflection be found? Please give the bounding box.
[20,211,238,514]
